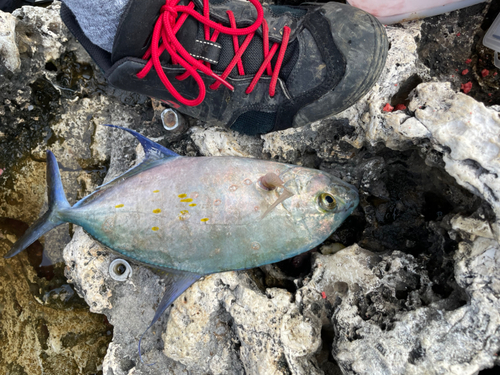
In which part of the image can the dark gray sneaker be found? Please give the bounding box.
[61,0,388,135]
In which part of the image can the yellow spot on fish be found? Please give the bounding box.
[153,190,160,193]
[201,218,209,222]
[151,227,159,231]
[180,198,193,203]
[115,204,124,208]
[189,203,197,207]
[180,210,189,215]
[178,194,187,198]
[153,209,161,214]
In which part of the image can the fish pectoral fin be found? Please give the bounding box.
[138,270,201,364]
[259,172,285,190]
[259,172,295,218]
[261,188,295,219]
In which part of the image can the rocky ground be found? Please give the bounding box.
[1,1,500,374]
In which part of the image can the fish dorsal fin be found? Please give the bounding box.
[138,270,201,365]
[75,125,180,207]
[104,125,179,160]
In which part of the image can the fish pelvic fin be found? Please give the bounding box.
[4,151,70,259]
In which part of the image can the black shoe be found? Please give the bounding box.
[61,0,388,135]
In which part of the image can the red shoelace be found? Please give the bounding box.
[136,0,291,106]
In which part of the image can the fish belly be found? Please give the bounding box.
[73,157,317,274]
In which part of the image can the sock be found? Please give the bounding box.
[62,0,130,53]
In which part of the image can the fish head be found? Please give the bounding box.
[279,167,359,241]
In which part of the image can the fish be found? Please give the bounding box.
[4,125,358,359]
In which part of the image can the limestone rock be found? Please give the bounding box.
[0,11,20,72]
[352,80,500,242]
[332,23,430,150]
[12,2,70,65]
[190,126,263,157]
[305,240,500,375]
[410,82,500,239]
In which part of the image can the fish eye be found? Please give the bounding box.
[318,193,337,211]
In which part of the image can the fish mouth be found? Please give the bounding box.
[342,184,359,212]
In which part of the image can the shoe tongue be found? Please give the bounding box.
[112,0,197,64]
[112,0,165,63]
[175,15,200,60]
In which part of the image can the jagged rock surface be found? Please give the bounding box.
[300,240,500,375]
[1,2,500,375]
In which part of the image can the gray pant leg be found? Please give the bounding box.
[62,0,130,53]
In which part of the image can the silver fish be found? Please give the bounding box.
[4,125,358,358]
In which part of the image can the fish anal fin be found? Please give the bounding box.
[138,270,201,364]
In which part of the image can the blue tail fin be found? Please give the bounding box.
[4,151,70,259]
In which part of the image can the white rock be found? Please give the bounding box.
[64,229,114,312]
[0,11,20,72]
[190,126,262,157]
[450,214,495,240]
[305,242,500,375]
[393,116,431,140]
[13,2,70,64]
[332,23,429,150]
[409,82,500,240]
[163,272,322,374]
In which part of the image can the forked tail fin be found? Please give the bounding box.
[4,151,70,259]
